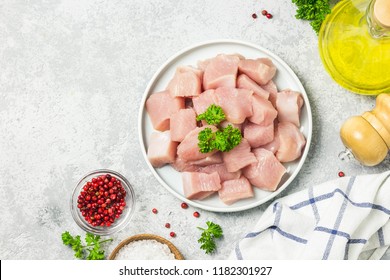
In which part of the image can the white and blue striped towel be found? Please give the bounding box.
[231,171,390,260]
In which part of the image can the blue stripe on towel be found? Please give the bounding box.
[270,226,308,244]
[344,242,349,260]
[235,242,243,260]
[245,231,262,238]
[348,239,367,244]
[378,228,385,246]
[272,203,282,238]
[273,202,278,213]
[315,227,368,243]
[344,239,367,259]
[322,177,355,259]
[315,226,350,239]
[244,225,307,245]
[308,186,320,223]
[290,188,390,216]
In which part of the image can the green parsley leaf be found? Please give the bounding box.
[198,127,215,153]
[61,231,112,260]
[86,243,105,260]
[196,104,226,125]
[85,232,100,246]
[292,0,332,34]
[197,221,223,254]
[198,125,242,154]
[220,125,242,152]
[213,130,229,152]
[71,236,83,259]
[61,231,74,245]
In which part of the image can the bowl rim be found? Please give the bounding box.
[70,169,136,236]
[108,233,184,260]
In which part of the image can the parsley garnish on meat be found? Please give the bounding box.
[213,125,242,152]
[198,127,215,153]
[197,105,242,153]
[196,104,226,125]
[198,125,242,153]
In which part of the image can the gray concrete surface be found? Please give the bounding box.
[0,0,389,259]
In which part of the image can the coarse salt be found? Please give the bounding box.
[114,239,176,260]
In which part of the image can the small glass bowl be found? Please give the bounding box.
[70,169,135,236]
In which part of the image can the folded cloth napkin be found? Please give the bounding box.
[230,171,390,260]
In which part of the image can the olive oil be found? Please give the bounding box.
[319,0,390,95]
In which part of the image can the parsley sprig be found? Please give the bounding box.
[198,125,242,153]
[197,221,223,254]
[198,127,215,153]
[196,104,226,125]
[292,0,332,34]
[62,231,113,260]
[196,105,242,153]
[214,125,242,152]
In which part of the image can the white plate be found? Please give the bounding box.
[138,40,312,212]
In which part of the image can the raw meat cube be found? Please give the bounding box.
[203,54,240,90]
[243,148,286,191]
[146,90,185,131]
[260,123,280,154]
[192,89,217,115]
[275,122,306,162]
[227,53,246,60]
[263,80,278,106]
[147,131,178,168]
[167,70,201,97]
[171,157,200,172]
[237,74,270,99]
[249,95,277,126]
[177,125,218,161]
[215,87,253,124]
[199,163,241,182]
[172,153,222,172]
[218,176,254,205]
[275,89,304,127]
[220,120,243,132]
[222,139,258,172]
[192,152,223,166]
[243,122,274,148]
[182,171,221,200]
[197,58,212,71]
[238,58,276,85]
[262,80,278,95]
[176,65,203,80]
[170,108,197,142]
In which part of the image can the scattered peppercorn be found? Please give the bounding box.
[252,13,258,19]
[261,10,268,16]
[152,208,158,214]
[266,13,273,19]
[165,223,171,228]
[181,202,188,209]
[193,211,200,218]
[170,232,176,237]
[338,171,345,177]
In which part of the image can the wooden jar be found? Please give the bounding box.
[340,94,390,166]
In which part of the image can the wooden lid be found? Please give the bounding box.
[340,116,388,166]
[108,234,184,260]
[374,0,390,27]
[362,111,390,148]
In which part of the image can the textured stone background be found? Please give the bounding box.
[0,0,389,260]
